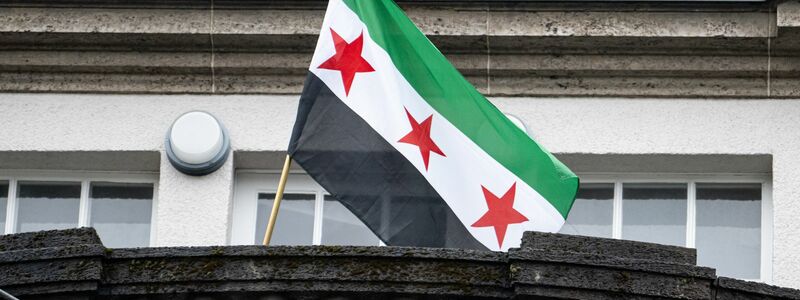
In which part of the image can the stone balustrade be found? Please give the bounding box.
[1,228,798,299]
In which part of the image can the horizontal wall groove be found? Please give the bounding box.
[1,1,799,97]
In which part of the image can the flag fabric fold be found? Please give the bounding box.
[288,0,579,251]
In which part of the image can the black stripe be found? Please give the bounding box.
[288,73,488,250]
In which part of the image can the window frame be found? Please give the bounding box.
[579,172,772,283]
[0,170,159,246]
[232,170,384,246]
[234,170,772,282]
[257,189,320,245]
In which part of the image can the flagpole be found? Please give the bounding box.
[262,154,293,246]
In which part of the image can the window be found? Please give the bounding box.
[255,193,316,245]
[622,183,687,246]
[0,182,7,231]
[231,172,381,246]
[233,172,771,282]
[89,182,154,248]
[17,181,81,233]
[558,183,613,238]
[560,174,771,282]
[696,183,761,279]
[1,172,157,248]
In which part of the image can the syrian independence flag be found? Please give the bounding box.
[288,0,579,251]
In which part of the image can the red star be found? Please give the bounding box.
[317,28,375,96]
[398,108,446,170]
[471,183,529,248]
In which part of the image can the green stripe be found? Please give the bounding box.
[341,0,578,218]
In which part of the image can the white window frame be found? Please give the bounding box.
[579,172,773,283]
[0,170,159,246]
[233,170,772,282]
[231,170,384,246]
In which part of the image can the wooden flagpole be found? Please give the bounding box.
[262,154,293,246]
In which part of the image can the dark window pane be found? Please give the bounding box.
[0,182,7,232]
[559,183,613,238]
[17,182,80,233]
[90,182,154,248]
[322,195,380,246]
[255,193,315,245]
[696,183,761,279]
[622,183,687,246]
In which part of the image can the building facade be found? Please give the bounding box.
[1,0,799,289]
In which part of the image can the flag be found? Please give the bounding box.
[288,0,579,251]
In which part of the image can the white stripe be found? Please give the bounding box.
[308,0,564,251]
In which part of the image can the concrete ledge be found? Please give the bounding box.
[556,153,773,174]
[1,228,799,299]
[1,2,797,97]
[0,229,105,296]
[104,248,509,298]
[0,6,771,38]
[715,277,800,299]
[0,228,102,251]
[519,231,697,265]
[234,151,301,171]
[511,232,714,299]
[779,1,800,28]
[0,151,161,172]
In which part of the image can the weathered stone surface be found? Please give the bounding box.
[511,261,713,299]
[0,228,102,251]
[0,229,104,297]
[779,1,800,29]
[1,228,799,300]
[0,0,796,97]
[714,277,800,300]
[519,231,696,265]
[486,11,770,38]
[509,250,713,278]
[100,246,509,298]
[510,232,714,299]
[0,257,102,286]
[0,5,770,38]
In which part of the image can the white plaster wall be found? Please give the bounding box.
[0,94,799,287]
[154,151,234,246]
[0,94,298,151]
[0,94,298,246]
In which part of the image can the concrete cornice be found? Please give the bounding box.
[0,0,774,10]
[1,1,798,97]
[0,5,774,37]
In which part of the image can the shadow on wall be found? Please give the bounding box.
[0,151,160,172]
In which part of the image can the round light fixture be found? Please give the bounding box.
[165,111,230,176]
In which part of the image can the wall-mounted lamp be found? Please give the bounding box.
[165,111,230,176]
